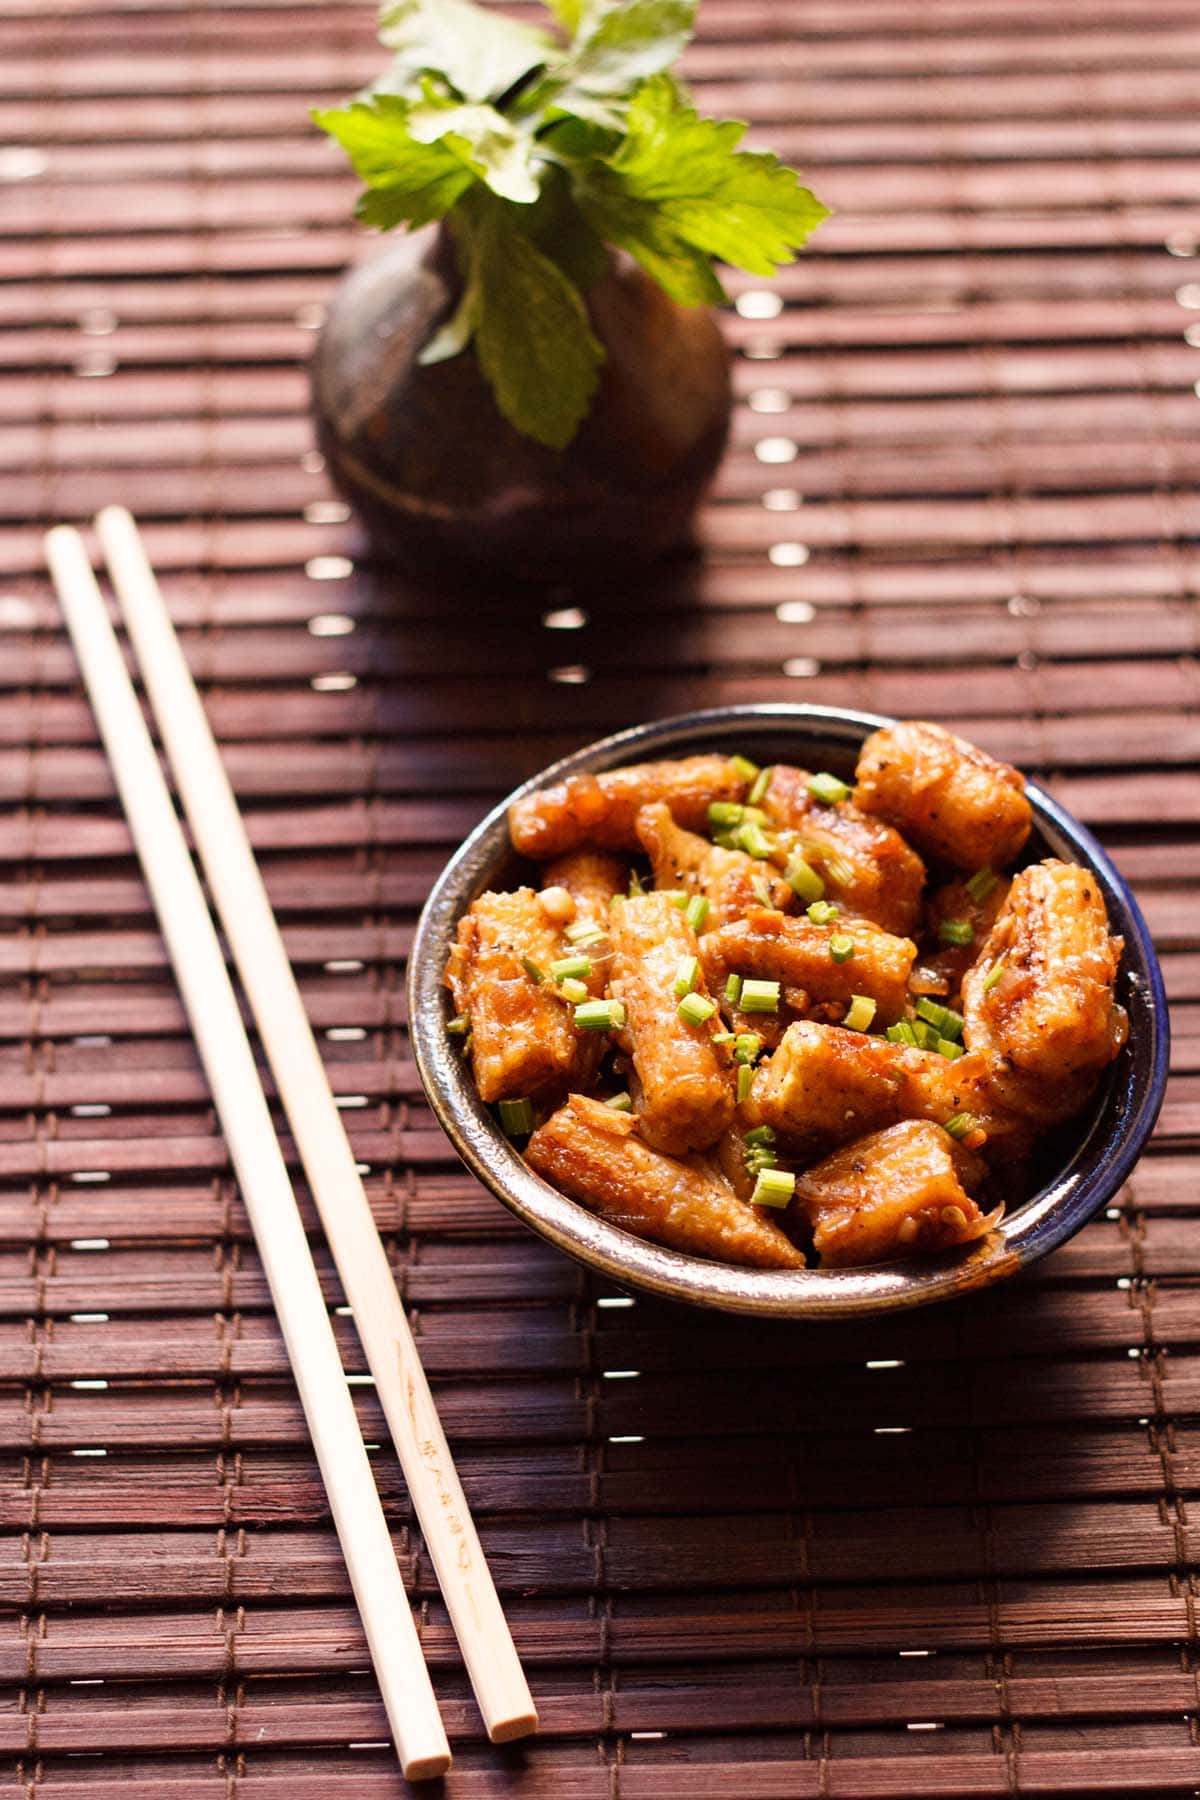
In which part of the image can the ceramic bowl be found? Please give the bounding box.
[408,705,1169,1318]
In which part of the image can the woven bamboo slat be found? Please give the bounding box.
[4,0,1200,1791]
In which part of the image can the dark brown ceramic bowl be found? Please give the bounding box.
[408,705,1168,1318]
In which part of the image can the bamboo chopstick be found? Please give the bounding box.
[44,524,452,1784]
[93,506,538,1746]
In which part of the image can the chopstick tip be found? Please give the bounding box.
[401,1747,453,1782]
[488,1708,540,1744]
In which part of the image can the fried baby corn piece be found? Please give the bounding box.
[742,1020,1028,1157]
[635,801,792,928]
[700,910,916,1027]
[509,754,749,859]
[446,888,589,1102]
[854,720,1032,871]
[795,1120,993,1266]
[527,1094,806,1270]
[608,891,734,1155]
[961,858,1127,1125]
[761,763,926,935]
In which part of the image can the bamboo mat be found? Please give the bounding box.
[3,0,1200,1794]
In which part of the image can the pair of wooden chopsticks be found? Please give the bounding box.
[45,509,536,1781]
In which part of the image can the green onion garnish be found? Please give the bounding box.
[983,956,1006,993]
[521,957,544,985]
[559,976,589,1003]
[728,755,759,785]
[665,890,689,909]
[708,800,745,829]
[886,1021,918,1047]
[565,919,604,945]
[943,1112,980,1141]
[915,997,964,1040]
[678,992,717,1026]
[733,1032,762,1064]
[446,1014,470,1036]
[735,820,775,860]
[685,893,710,932]
[844,994,876,1032]
[628,870,645,897]
[911,1019,941,1051]
[747,765,773,807]
[751,1167,796,1209]
[785,855,825,904]
[605,1092,632,1111]
[938,1038,964,1061]
[736,1063,754,1104]
[744,1124,775,1148]
[807,771,850,806]
[673,955,699,999]
[807,899,839,925]
[829,934,855,964]
[460,1031,472,1056]
[966,867,998,904]
[725,973,743,1005]
[744,1145,777,1176]
[551,954,592,982]
[751,876,776,908]
[937,918,974,947]
[740,978,781,1014]
[498,1097,535,1138]
[574,998,625,1032]
[712,1031,736,1045]
[821,851,856,890]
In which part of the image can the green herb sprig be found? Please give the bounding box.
[315,0,829,447]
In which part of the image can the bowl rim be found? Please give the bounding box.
[408,703,1170,1318]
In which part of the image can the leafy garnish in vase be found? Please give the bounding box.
[315,0,829,449]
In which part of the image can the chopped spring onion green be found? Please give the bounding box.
[807,899,839,924]
[712,1030,736,1045]
[673,955,699,998]
[744,1124,775,1148]
[829,934,856,964]
[628,870,645,897]
[736,1063,755,1104]
[712,830,737,850]
[844,994,877,1032]
[550,954,592,982]
[821,851,856,890]
[446,1014,470,1036]
[911,1019,941,1051]
[751,1167,796,1209]
[686,893,710,932]
[886,1021,918,1047]
[915,997,964,1040]
[937,918,974,947]
[725,973,743,1005]
[740,978,781,1014]
[559,977,589,1003]
[678,991,717,1026]
[708,800,745,829]
[665,890,689,908]
[943,1112,980,1141]
[785,855,825,904]
[565,920,605,947]
[498,1097,535,1138]
[744,1145,776,1176]
[938,1038,964,1061]
[747,765,774,807]
[574,998,625,1031]
[807,771,850,806]
[751,875,776,907]
[983,956,1006,993]
[460,1030,473,1056]
[735,820,775,860]
[734,1032,763,1064]
[966,866,998,904]
[521,957,544,985]
[605,1092,632,1112]
[728,755,759,784]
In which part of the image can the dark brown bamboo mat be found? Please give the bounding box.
[3,0,1200,1793]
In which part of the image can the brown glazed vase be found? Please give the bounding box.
[309,225,733,584]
